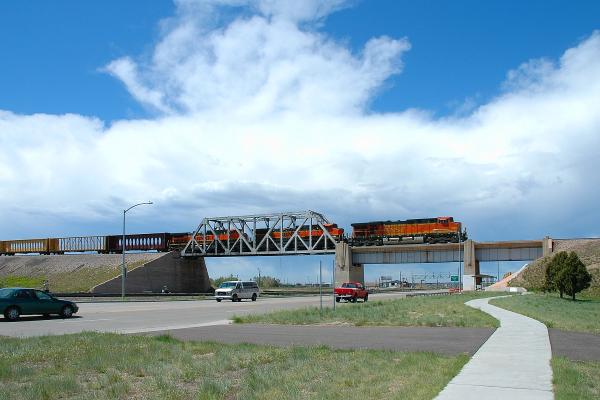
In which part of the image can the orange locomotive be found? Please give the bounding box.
[351,217,466,245]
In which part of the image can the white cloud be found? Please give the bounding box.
[106,0,410,117]
[0,2,599,243]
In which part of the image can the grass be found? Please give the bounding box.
[234,292,499,328]
[0,275,45,289]
[490,293,600,334]
[553,357,600,399]
[509,239,600,297]
[49,259,151,293]
[0,332,468,400]
[0,260,152,293]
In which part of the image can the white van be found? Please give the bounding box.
[214,281,260,302]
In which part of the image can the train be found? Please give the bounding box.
[0,224,345,255]
[0,216,466,255]
[0,233,174,255]
[350,216,466,246]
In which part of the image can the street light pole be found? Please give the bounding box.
[458,223,463,292]
[122,201,153,300]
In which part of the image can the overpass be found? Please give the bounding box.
[0,210,555,292]
[334,238,553,290]
[180,210,553,290]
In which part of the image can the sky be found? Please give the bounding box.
[1,1,599,282]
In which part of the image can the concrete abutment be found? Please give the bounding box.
[92,252,211,294]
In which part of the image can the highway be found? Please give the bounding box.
[0,291,426,338]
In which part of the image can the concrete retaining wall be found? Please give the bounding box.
[92,252,211,294]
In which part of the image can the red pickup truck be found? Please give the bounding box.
[335,282,368,303]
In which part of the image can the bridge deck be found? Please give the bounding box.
[351,240,544,264]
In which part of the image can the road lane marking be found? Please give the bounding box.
[115,319,233,334]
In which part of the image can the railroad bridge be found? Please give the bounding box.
[0,210,555,292]
[181,210,553,291]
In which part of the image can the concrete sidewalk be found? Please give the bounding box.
[435,296,554,400]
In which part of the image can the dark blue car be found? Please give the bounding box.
[0,287,78,321]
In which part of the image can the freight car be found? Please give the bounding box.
[350,217,466,246]
[0,233,179,255]
[167,230,247,253]
[0,224,345,256]
[255,223,344,251]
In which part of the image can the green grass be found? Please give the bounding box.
[553,357,600,399]
[490,293,600,334]
[48,260,149,293]
[0,260,151,293]
[0,332,468,400]
[234,293,499,328]
[0,275,45,289]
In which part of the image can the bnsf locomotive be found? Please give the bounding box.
[0,224,344,256]
[351,216,466,246]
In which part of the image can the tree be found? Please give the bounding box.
[545,251,591,300]
[211,275,239,288]
[560,252,592,300]
[252,275,281,288]
[545,251,568,298]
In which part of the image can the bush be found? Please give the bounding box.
[546,251,592,300]
[252,275,281,288]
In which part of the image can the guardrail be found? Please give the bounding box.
[405,291,451,298]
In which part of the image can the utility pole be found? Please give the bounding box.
[497,260,500,283]
[319,260,323,316]
[332,259,336,311]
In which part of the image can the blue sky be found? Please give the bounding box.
[2,1,598,120]
[1,1,599,282]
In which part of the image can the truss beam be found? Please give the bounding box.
[181,210,339,257]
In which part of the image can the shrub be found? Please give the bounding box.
[545,251,592,300]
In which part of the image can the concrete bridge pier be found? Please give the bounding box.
[335,242,364,286]
[462,239,480,291]
[543,236,553,256]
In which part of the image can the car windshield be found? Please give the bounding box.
[219,282,238,288]
[341,283,356,288]
[0,288,16,298]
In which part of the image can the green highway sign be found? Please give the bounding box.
[450,275,459,282]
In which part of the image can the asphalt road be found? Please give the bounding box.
[0,291,421,338]
[143,324,495,355]
[549,329,600,361]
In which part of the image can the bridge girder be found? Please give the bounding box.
[181,210,339,257]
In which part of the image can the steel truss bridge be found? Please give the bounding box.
[181,210,339,257]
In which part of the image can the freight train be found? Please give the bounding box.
[0,224,345,255]
[0,216,465,255]
[350,216,466,246]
